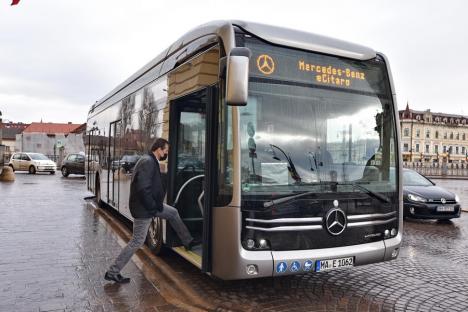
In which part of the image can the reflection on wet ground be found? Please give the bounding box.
[0,173,182,311]
[2,174,468,311]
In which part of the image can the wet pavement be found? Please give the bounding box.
[1,173,468,311]
[431,178,468,211]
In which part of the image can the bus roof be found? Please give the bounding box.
[92,20,376,112]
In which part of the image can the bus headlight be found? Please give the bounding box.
[246,239,255,249]
[384,229,390,238]
[390,228,397,236]
[258,239,269,249]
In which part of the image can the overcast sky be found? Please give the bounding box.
[0,0,466,124]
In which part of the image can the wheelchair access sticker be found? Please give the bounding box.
[290,261,301,272]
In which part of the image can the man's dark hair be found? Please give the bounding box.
[150,138,169,151]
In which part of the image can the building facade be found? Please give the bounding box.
[15,122,86,161]
[399,104,468,164]
[0,122,29,153]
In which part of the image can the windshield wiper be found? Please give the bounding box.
[335,182,390,203]
[263,191,318,208]
[270,144,301,183]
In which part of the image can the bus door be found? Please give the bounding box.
[108,120,122,209]
[168,87,217,272]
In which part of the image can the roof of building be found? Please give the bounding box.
[399,104,468,120]
[70,123,87,134]
[0,122,29,140]
[23,122,83,134]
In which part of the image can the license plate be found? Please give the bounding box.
[437,206,454,212]
[316,257,354,272]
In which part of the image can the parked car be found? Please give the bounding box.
[8,152,56,174]
[111,154,141,173]
[61,153,85,177]
[403,169,461,220]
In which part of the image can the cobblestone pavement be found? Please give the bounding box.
[2,173,468,311]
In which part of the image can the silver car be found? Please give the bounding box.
[8,152,56,174]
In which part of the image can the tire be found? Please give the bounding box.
[29,165,36,174]
[146,217,164,255]
[8,164,15,172]
[61,167,69,177]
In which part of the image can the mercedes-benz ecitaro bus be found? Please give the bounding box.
[86,20,402,280]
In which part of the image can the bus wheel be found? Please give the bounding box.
[146,217,163,255]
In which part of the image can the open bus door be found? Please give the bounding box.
[167,86,217,273]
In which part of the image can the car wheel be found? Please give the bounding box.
[8,164,15,172]
[29,165,36,174]
[61,167,69,177]
[146,217,164,255]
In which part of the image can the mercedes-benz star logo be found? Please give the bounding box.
[325,208,347,236]
[256,54,275,75]
[441,198,446,204]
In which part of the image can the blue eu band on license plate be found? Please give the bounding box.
[316,257,354,272]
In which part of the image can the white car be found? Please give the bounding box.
[8,152,56,174]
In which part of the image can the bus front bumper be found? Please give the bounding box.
[270,233,401,276]
[213,233,401,280]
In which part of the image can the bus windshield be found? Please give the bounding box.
[239,37,398,198]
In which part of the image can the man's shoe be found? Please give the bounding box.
[104,271,131,284]
[184,238,201,251]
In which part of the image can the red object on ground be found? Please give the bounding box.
[11,0,20,5]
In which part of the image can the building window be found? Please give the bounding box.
[463,147,466,155]
[425,144,430,153]
[435,131,439,139]
[450,132,453,139]
[403,143,409,152]
[434,145,439,154]
[426,130,430,138]
[415,144,420,152]
[443,146,447,153]
[444,132,447,139]
[416,129,420,137]
[463,133,466,141]
[456,133,460,140]
[404,128,409,137]
[456,146,459,154]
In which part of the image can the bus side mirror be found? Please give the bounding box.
[226,47,251,106]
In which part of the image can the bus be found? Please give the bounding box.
[86,20,402,280]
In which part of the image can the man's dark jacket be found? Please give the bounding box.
[129,152,164,218]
